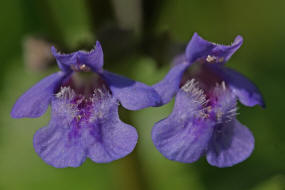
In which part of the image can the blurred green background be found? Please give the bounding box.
[1,0,285,190]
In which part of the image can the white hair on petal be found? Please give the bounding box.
[53,86,80,126]
[181,79,210,119]
[182,79,208,106]
[53,85,119,127]
[88,85,118,123]
[212,81,238,124]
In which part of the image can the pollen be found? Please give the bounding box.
[206,55,217,63]
[76,115,82,122]
[71,63,91,72]
[206,55,224,63]
[218,57,224,63]
[79,64,91,72]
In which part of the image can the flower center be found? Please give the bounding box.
[54,86,115,128]
[181,79,237,123]
[61,71,106,97]
[54,67,112,128]
[181,62,224,91]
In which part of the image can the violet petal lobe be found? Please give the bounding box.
[101,70,161,110]
[210,65,265,107]
[77,41,104,72]
[51,42,104,72]
[152,117,214,163]
[152,61,189,105]
[86,118,138,163]
[206,119,255,168]
[152,84,215,163]
[51,46,75,72]
[11,71,68,118]
[33,93,87,168]
[33,121,87,168]
[86,93,138,163]
[220,35,243,63]
[185,32,215,63]
[186,33,243,64]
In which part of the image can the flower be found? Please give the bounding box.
[152,33,264,167]
[11,41,161,168]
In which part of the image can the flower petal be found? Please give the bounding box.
[152,85,215,163]
[101,71,161,110]
[51,46,76,72]
[152,61,189,105]
[87,119,138,163]
[51,41,104,72]
[152,117,214,163]
[77,41,104,72]
[206,119,255,167]
[210,65,265,107]
[186,33,216,63]
[186,33,243,64]
[86,94,138,163]
[11,72,68,118]
[33,120,87,168]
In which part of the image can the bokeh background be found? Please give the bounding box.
[1,0,285,190]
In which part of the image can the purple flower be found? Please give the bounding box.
[152,33,264,167]
[11,41,161,168]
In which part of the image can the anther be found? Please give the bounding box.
[79,64,91,72]
[71,64,91,72]
[206,55,217,63]
[218,57,224,63]
[206,55,224,63]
